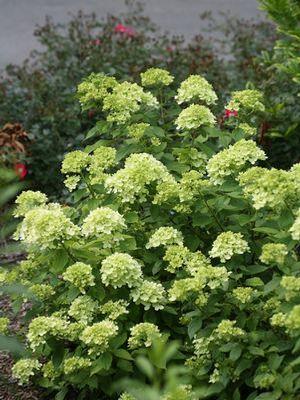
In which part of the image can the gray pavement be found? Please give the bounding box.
[0,0,262,69]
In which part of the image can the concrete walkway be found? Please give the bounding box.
[0,0,262,69]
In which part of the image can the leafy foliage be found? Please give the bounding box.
[6,70,300,399]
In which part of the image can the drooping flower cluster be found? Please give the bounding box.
[209,231,249,263]
[226,89,265,113]
[77,73,117,110]
[238,167,298,210]
[80,320,118,355]
[103,82,158,124]
[175,104,216,130]
[175,75,217,105]
[62,262,95,293]
[146,226,183,248]
[14,190,48,217]
[131,279,167,310]
[259,243,288,265]
[81,207,126,246]
[141,68,174,87]
[100,253,142,288]
[15,204,79,250]
[128,322,161,349]
[12,359,41,385]
[207,139,266,185]
[105,153,174,203]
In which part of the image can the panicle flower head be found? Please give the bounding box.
[101,253,142,288]
[163,385,195,400]
[141,68,174,87]
[12,359,41,385]
[209,231,249,263]
[30,284,55,300]
[99,300,129,320]
[42,361,59,380]
[88,146,116,185]
[15,204,80,250]
[163,245,190,273]
[175,75,217,105]
[80,320,118,355]
[226,89,265,113]
[238,167,297,210]
[178,170,209,202]
[238,123,257,137]
[81,207,126,245]
[103,81,158,124]
[64,175,80,192]
[105,153,173,203]
[290,209,300,240]
[128,322,161,349]
[285,305,300,332]
[131,280,166,310]
[168,277,205,302]
[14,190,48,217]
[207,139,266,185]
[146,226,183,249]
[175,104,216,130]
[281,276,300,300]
[77,72,117,109]
[260,243,288,265]
[61,150,90,174]
[68,295,97,324]
[213,320,245,341]
[63,356,92,374]
[127,122,150,140]
[232,287,255,304]
[153,178,179,205]
[0,317,9,334]
[27,316,69,350]
[62,262,95,293]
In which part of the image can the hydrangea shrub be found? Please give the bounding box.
[7,69,300,399]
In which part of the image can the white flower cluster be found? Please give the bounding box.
[128,322,161,349]
[62,262,95,293]
[175,75,217,105]
[209,231,249,263]
[14,190,48,217]
[146,227,184,249]
[130,279,167,310]
[100,253,142,288]
[80,320,118,355]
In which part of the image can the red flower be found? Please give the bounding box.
[14,163,27,180]
[114,23,136,37]
[224,109,238,118]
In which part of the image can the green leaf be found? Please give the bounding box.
[90,353,112,376]
[230,345,242,361]
[113,349,133,360]
[135,356,154,379]
[188,317,202,339]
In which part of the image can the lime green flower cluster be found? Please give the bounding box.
[88,146,117,185]
[238,167,297,210]
[290,209,300,240]
[61,150,90,174]
[42,361,59,380]
[141,67,174,87]
[62,262,95,293]
[68,295,97,324]
[27,316,69,350]
[100,253,142,288]
[175,104,216,130]
[12,359,41,385]
[0,317,9,334]
[63,356,92,375]
[238,123,257,137]
[81,207,126,246]
[80,320,118,355]
[281,276,300,300]
[213,320,245,341]
[163,245,190,273]
[146,226,183,249]
[103,82,158,124]
[260,243,288,265]
[99,300,129,320]
[209,231,249,263]
[175,75,217,105]
[14,190,47,217]
[163,385,195,400]
[128,322,161,349]
[30,283,55,300]
[119,393,136,400]
[131,279,166,310]
[105,153,173,203]
[127,122,150,140]
[253,365,276,389]
[77,73,117,110]
[207,139,266,185]
[64,175,81,192]
[232,287,255,304]
[168,276,205,302]
[15,204,80,250]
[226,89,265,113]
